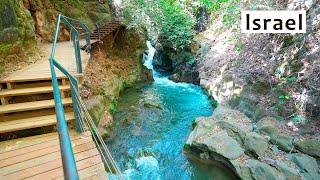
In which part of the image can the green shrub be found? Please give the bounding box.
[109,100,118,114]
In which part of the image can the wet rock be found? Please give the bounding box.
[185,106,320,180]
[289,153,320,179]
[293,139,320,158]
[187,106,252,148]
[142,101,162,110]
[244,132,269,157]
[169,63,200,85]
[153,49,173,72]
[117,156,161,180]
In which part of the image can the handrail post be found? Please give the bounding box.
[50,14,79,180]
[71,29,83,73]
[70,77,83,132]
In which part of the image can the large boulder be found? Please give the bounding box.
[169,62,200,85]
[289,153,320,179]
[194,130,244,160]
[294,139,320,158]
[244,132,269,157]
[274,160,300,179]
[153,49,173,72]
[0,0,35,56]
[186,106,252,148]
[257,117,295,152]
[185,107,320,180]
[248,159,283,180]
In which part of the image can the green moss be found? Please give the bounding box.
[88,103,105,126]
[109,100,118,114]
[191,118,197,130]
[210,97,219,108]
[282,35,294,48]
[183,144,191,151]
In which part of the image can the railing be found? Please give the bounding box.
[49,14,91,179]
[94,2,120,43]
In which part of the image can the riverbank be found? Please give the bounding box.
[105,43,241,179]
[182,2,320,179]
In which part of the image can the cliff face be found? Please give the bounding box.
[23,0,113,41]
[0,0,35,77]
[0,0,111,78]
[196,1,320,122]
[81,27,153,138]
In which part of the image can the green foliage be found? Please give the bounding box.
[183,144,191,151]
[291,115,307,124]
[210,98,219,108]
[123,0,195,49]
[198,0,240,28]
[187,58,196,66]
[286,76,297,83]
[157,0,195,49]
[109,100,118,114]
[235,42,245,53]
[191,118,197,130]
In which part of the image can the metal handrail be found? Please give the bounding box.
[62,16,91,52]
[49,13,91,179]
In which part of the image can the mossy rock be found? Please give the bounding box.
[228,94,265,121]
[248,159,283,180]
[0,27,19,43]
[274,160,300,179]
[257,117,295,152]
[257,126,294,152]
[293,139,320,158]
[289,153,320,179]
[0,0,35,56]
[244,132,269,157]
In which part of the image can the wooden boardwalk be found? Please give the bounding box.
[0,41,90,83]
[0,130,106,179]
[0,41,107,179]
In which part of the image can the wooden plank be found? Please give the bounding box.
[0,74,83,84]
[6,82,13,89]
[71,163,105,180]
[0,138,98,176]
[0,132,59,153]
[0,112,75,133]
[22,152,101,179]
[0,130,90,153]
[0,130,90,161]
[1,97,8,105]
[0,98,72,114]
[0,85,70,97]
[0,140,96,179]
[0,140,95,168]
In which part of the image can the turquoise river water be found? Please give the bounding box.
[107,42,236,180]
